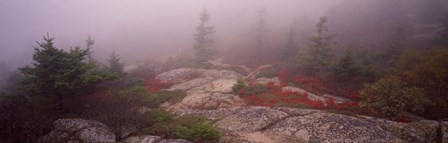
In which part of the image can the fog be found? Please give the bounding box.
[0,0,447,69]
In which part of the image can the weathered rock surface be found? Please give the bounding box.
[253,77,281,86]
[121,135,192,143]
[155,68,204,84]
[282,86,328,102]
[156,68,243,111]
[39,118,116,143]
[246,64,275,81]
[359,116,444,143]
[118,124,138,139]
[282,86,350,104]
[175,106,444,143]
[121,135,162,143]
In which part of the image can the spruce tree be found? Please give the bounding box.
[306,16,334,73]
[20,34,93,99]
[193,9,215,65]
[85,35,95,63]
[436,15,448,47]
[281,27,298,61]
[256,8,267,58]
[107,51,125,76]
[332,48,361,82]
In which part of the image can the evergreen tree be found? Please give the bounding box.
[436,15,448,47]
[281,27,298,61]
[256,8,267,58]
[305,16,334,73]
[85,35,95,63]
[193,9,215,65]
[332,48,357,81]
[381,27,406,68]
[0,61,8,90]
[19,34,112,102]
[107,51,125,76]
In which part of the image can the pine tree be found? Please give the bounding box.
[107,51,125,76]
[193,9,215,65]
[306,16,334,73]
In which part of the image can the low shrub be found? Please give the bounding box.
[0,99,58,143]
[145,90,187,108]
[142,114,221,143]
[77,91,153,136]
[359,76,431,119]
[232,78,247,93]
[238,84,270,98]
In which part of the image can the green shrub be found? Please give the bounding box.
[145,90,187,108]
[149,109,172,123]
[232,78,247,93]
[142,115,221,143]
[238,84,270,97]
[359,76,431,118]
[126,86,151,96]
[175,122,221,143]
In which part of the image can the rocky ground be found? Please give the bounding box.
[39,67,448,143]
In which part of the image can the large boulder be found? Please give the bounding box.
[246,64,275,81]
[282,86,328,102]
[168,92,242,111]
[120,135,193,143]
[121,135,161,143]
[263,112,403,143]
[155,68,204,84]
[174,107,444,143]
[39,118,116,143]
[359,116,444,143]
[156,68,243,111]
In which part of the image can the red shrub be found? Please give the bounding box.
[146,79,173,93]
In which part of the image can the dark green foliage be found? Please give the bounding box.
[359,76,430,118]
[21,35,85,96]
[143,114,221,143]
[73,91,153,139]
[332,48,359,81]
[0,99,58,143]
[107,51,125,77]
[194,9,215,65]
[145,90,187,108]
[19,34,114,104]
[232,78,247,93]
[395,48,448,119]
[330,48,376,83]
[304,16,334,73]
[174,121,221,143]
[149,109,172,123]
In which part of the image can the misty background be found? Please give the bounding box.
[0,0,447,69]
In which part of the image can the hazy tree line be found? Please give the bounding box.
[0,6,446,141]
